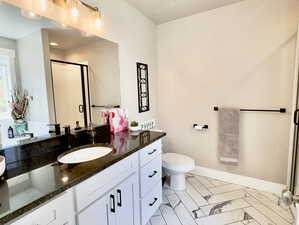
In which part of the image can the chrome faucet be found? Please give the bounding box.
[64,125,72,149]
[88,122,96,144]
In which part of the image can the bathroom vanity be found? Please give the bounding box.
[0,130,165,225]
[0,2,166,225]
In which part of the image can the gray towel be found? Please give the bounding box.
[218,108,240,165]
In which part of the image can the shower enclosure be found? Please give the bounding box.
[50,60,91,128]
[283,30,299,224]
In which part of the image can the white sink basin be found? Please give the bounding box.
[0,156,5,176]
[58,146,112,164]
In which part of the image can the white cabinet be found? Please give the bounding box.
[77,194,109,225]
[138,140,162,225]
[74,153,138,211]
[8,138,164,225]
[114,175,135,225]
[140,182,162,225]
[10,191,75,225]
[77,174,138,225]
[140,155,162,198]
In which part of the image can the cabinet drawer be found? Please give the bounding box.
[139,140,161,167]
[141,182,162,225]
[10,191,74,225]
[75,152,138,211]
[140,155,161,198]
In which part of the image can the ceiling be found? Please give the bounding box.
[125,0,244,24]
[0,3,101,50]
[0,3,52,40]
[47,28,102,51]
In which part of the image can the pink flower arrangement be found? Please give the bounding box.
[9,89,30,121]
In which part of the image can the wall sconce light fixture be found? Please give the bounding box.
[52,0,102,29]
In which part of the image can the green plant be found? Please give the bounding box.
[130,121,139,127]
[10,89,30,121]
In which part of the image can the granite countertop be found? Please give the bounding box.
[0,123,106,151]
[0,130,166,225]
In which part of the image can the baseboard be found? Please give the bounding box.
[192,166,285,196]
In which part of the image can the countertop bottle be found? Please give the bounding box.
[8,126,14,139]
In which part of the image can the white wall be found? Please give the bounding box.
[17,30,51,124]
[98,0,157,121]
[157,0,299,184]
[0,36,16,49]
[0,36,21,89]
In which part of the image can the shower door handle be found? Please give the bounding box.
[78,104,84,113]
[294,109,299,125]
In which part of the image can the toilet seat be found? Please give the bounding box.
[162,153,195,173]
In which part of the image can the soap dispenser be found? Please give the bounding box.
[8,126,14,139]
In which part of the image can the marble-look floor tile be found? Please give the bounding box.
[153,208,162,216]
[160,204,182,225]
[187,177,211,197]
[175,191,204,217]
[209,183,244,194]
[244,207,276,225]
[200,199,249,216]
[154,174,294,225]
[162,192,170,205]
[244,197,290,225]
[185,182,208,206]
[207,190,247,204]
[163,185,175,196]
[246,188,293,223]
[167,194,197,225]
[230,222,244,225]
[150,215,166,225]
[193,176,215,188]
[196,209,245,225]
[208,178,229,186]
[243,220,259,225]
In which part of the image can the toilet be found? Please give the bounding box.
[162,153,195,190]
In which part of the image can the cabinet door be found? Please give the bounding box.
[115,175,136,225]
[77,194,110,225]
[108,189,117,225]
[10,191,74,225]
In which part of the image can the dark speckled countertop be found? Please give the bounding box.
[0,130,166,225]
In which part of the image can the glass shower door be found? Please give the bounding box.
[51,61,87,128]
[282,32,299,224]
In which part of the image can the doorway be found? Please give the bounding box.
[50,60,91,128]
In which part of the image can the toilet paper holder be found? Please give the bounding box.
[193,124,208,131]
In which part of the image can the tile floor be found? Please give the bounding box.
[147,173,294,225]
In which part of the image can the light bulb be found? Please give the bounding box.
[94,10,102,29]
[95,18,102,29]
[71,6,79,17]
[40,0,47,11]
[49,42,59,46]
[69,0,79,18]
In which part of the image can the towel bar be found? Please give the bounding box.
[213,107,286,113]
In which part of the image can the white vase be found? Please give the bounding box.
[129,126,140,132]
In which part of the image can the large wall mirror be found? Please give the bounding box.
[0,2,121,148]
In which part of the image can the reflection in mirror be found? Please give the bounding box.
[0,3,121,148]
